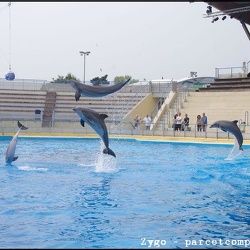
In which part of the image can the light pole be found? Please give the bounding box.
[79,51,90,84]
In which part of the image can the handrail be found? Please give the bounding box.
[150,79,174,120]
[113,82,150,121]
[245,110,249,125]
[1,119,249,139]
[215,66,247,78]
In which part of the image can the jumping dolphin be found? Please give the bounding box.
[69,78,131,101]
[5,121,29,164]
[210,120,243,150]
[72,107,116,157]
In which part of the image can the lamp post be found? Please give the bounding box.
[79,51,90,84]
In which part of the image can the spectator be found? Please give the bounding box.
[172,113,178,129]
[134,114,141,130]
[197,115,203,131]
[240,122,246,133]
[175,112,182,131]
[143,114,151,130]
[183,113,190,131]
[201,113,208,131]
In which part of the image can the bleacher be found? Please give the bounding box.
[54,91,147,123]
[198,77,250,92]
[0,89,47,120]
[0,86,148,131]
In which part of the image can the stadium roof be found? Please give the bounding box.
[202,2,250,40]
[204,2,250,25]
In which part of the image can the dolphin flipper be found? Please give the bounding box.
[221,128,227,132]
[75,91,81,101]
[80,119,85,127]
[13,156,18,161]
[103,147,116,158]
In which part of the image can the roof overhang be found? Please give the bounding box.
[204,2,250,25]
[203,2,250,41]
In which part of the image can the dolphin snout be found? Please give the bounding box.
[210,124,218,128]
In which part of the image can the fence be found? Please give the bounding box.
[0,119,249,140]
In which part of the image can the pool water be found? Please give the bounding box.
[0,137,250,249]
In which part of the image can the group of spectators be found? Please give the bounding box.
[196,113,208,131]
[133,114,152,130]
[133,112,209,132]
[172,112,208,131]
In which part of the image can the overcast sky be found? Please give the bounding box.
[0,1,249,82]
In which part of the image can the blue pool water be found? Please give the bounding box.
[0,136,250,249]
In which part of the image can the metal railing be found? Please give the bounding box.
[115,82,150,120]
[215,66,247,79]
[1,119,249,140]
[0,78,152,93]
[150,79,174,121]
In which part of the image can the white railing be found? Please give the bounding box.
[215,66,247,79]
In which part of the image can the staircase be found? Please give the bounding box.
[42,91,57,127]
[152,90,250,134]
[178,91,250,126]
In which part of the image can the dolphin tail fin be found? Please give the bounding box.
[103,147,116,158]
[17,121,28,130]
[123,78,131,86]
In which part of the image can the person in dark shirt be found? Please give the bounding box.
[201,113,208,131]
[183,113,190,131]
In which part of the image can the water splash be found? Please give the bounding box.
[94,140,117,173]
[18,165,48,171]
[225,138,243,160]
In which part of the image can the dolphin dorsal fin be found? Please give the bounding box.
[100,114,108,120]
[80,119,85,127]
[232,120,238,125]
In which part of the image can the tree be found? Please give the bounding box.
[113,75,138,84]
[90,74,110,84]
[51,73,79,83]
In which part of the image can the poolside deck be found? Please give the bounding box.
[1,132,249,146]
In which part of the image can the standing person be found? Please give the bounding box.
[197,114,203,131]
[134,114,141,130]
[175,112,182,131]
[183,113,190,131]
[240,122,246,133]
[201,112,208,131]
[172,113,178,130]
[143,114,151,130]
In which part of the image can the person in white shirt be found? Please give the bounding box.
[143,114,151,130]
[175,112,182,131]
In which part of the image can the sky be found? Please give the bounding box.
[0,1,249,82]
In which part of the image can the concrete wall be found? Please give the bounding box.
[121,93,158,130]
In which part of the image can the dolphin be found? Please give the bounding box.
[210,120,243,150]
[69,78,131,101]
[72,107,116,157]
[5,121,29,164]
